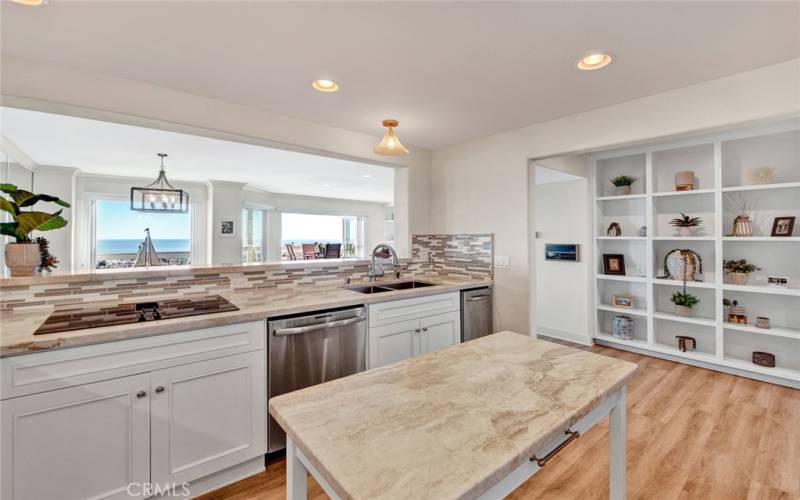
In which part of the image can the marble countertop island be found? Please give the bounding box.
[269,331,638,500]
[0,276,490,357]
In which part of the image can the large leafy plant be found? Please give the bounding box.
[0,183,70,243]
[671,291,699,308]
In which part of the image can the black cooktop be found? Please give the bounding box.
[34,295,240,335]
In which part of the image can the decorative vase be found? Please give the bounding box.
[727,272,749,285]
[675,171,695,191]
[4,242,41,277]
[675,305,693,317]
[665,250,701,281]
[616,185,632,196]
[732,215,753,237]
[612,315,634,340]
[755,317,771,329]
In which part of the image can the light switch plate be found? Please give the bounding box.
[494,256,510,268]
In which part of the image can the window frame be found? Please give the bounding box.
[241,205,269,264]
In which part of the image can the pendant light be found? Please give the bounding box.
[373,119,409,156]
[130,154,189,213]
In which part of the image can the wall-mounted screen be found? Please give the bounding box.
[545,244,580,262]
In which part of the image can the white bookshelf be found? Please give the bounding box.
[591,120,800,388]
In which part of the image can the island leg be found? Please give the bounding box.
[286,436,308,500]
[609,386,627,500]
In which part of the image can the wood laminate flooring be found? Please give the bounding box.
[199,343,800,500]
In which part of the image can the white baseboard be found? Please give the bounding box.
[536,326,593,346]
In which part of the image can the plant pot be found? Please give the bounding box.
[675,305,693,317]
[4,242,41,277]
[678,227,693,237]
[615,185,632,196]
[732,215,753,237]
[675,171,695,191]
[727,272,749,285]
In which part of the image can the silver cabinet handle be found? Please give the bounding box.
[414,328,421,334]
[467,296,491,302]
[155,386,165,394]
[273,316,365,336]
[136,390,147,399]
[422,327,428,332]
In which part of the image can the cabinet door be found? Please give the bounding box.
[150,351,265,486]
[421,311,461,355]
[1,374,150,500]
[368,319,421,369]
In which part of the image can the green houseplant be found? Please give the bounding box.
[671,290,699,317]
[723,259,761,286]
[1,183,70,277]
[610,175,639,196]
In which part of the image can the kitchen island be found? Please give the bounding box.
[269,331,638,500]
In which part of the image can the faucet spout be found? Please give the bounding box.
[368,243,399,282]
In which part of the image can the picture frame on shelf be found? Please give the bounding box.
[767,276,789,288]
[771,216,795,237]
[612,294,633,308]
[603,254,626,275]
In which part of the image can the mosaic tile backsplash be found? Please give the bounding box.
[1,234,492,310]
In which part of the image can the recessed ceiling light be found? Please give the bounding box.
[362,174,372,179]
[10,0,45,5]
[577,53,612,71]
[311,79,339,93]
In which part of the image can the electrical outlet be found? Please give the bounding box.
[494,256,510,269]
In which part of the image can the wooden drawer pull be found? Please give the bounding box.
[530,430,580,467]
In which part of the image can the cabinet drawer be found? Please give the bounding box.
[369,292,460,327]
[1,321,265,400]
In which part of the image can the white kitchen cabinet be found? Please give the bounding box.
[0,374,151,500]
[368,293,461,369]
[150,351,265,486]
[420,311,460,355]
[369,319,420,368]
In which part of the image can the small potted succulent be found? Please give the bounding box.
[610,175,638,196]
[669,213,703,237]
[671,290,699,317]
[1,184,70,277]
[723,259,761,285]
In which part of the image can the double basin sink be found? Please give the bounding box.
[345,280,436,294]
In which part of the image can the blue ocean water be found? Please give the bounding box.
[96,239,191,254]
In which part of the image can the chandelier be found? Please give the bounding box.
[130,154,188,213]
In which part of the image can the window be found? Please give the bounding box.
[94,199,192,269]
[242,207,267,263]
[281,213,364,260]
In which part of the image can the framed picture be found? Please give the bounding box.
[612,294,634,308]
[767,276,789,288]
[771,216,796,237]
[544,244,580,262]
[219,219,236,238]
[603,254,626,275]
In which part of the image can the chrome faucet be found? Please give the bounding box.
[368,243,399,282]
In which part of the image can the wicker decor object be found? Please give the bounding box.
[752,352,776,368]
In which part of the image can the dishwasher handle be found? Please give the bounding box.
[467,295,491,302]
[273,315,365,336]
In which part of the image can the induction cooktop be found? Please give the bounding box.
[34,295,239,335]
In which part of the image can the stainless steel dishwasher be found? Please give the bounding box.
[267,305,366,452]
[461,287,493,342]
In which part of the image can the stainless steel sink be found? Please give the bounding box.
[344,280,437,294]
[345,285,394,294]
[379,280,436,290]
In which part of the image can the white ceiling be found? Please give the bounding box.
[2,2,798,150]
[0,107,395,203]
[535,165,583,185]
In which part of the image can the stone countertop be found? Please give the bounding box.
[0,276,491,358]
[269,331,637,500]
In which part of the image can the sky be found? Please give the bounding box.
[96,200,191,240]
[281,213,348,242]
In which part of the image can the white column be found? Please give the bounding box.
[609,386,627,500]
[31,166,79,272]
[206,180,246,265]
[286,437,308,500]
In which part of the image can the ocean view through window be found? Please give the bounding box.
[95,199,192,269]
[281,213,364,260]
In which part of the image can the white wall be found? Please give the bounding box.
[1,56,431,257]
[431,59,800,335]
[1,160,34,275]
[534,176,591,345]
[30,166,78,271]
[207,180,246,265]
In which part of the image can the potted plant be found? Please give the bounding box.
[610,175,638,196]
[723,259,761,285]
[0,183,70,277]
[669,213,703,237]
[671,290,699,317]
